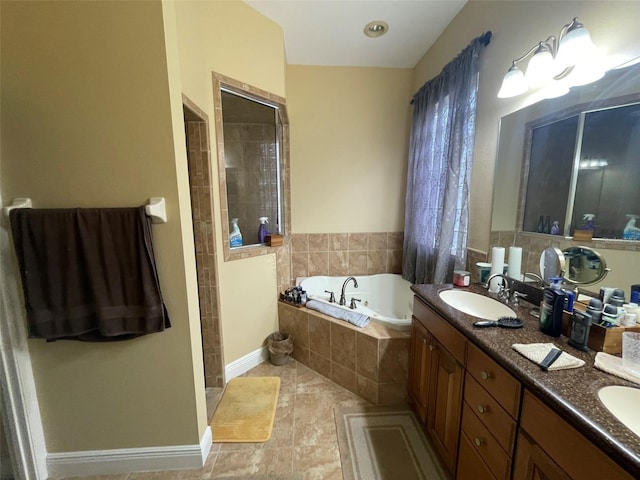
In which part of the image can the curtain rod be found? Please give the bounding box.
[410,31,492,105]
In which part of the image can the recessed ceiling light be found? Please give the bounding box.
[364,21,388,38]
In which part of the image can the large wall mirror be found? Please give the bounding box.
[522,97,640,238]
[492,60,640,246]
[212,72,290,261]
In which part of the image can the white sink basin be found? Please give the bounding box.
[598,385,640,437]
[438,290,516,320]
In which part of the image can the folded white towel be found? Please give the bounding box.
[512,343,585,370]
[305,300,370,328]
[594,352,640,386]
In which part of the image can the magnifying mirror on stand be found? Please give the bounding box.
[539,246,611,286]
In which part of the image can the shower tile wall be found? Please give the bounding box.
[224,122,279,245]
[185,116,225,388]
[290,232,403,282]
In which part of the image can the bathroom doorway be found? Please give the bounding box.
[183,97,225,416]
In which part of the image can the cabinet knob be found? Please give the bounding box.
[477,405,486,414]
[474,437,483,447]
[429,344,435,351]
[422,338,427,344]
[480,371,490,380]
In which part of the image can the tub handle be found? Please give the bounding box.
[349,298,361,309]
[324,290,336,303]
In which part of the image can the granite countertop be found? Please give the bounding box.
[411,282,640,478]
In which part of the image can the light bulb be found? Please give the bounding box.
[525,47,555,87]
[498,67,527,98]
[557,24,594,67]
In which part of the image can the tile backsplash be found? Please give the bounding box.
[289,232,403,283]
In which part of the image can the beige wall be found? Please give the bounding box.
[286,66,413,233]
[414,0,640,253]
[172,0,286,364]
[1,0,205,452]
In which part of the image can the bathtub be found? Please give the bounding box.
[297,273,413,330]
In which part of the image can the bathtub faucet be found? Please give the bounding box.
[339,276,359,306]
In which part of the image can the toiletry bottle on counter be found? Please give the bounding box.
[568,310,592,351]
[230,218,243,247]
[258,217,270,244]
[587,298,603,325]
[540,277,565,337]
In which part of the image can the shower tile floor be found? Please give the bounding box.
[50,359,372,480]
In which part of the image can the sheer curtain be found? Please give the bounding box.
[403,33,490,285]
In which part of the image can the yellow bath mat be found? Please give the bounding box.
[211,376,280,442]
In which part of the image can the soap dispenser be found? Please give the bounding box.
[258,217,270,244]
[540,277,565,337]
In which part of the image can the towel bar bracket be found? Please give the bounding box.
[3,198,32,217]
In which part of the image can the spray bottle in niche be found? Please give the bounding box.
[623,214,640,240]
[582,214,596,233]
[258,217,270,244]
[230,218,243,247]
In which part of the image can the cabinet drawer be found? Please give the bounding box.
[460,402,511,480]
[466,342,521,418]
[457,430,498,480]
[463,373,517,453]
[520,390,634,480]
[413,297,467,364]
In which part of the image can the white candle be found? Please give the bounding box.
[508,246,522,281]
[489,247,505,292]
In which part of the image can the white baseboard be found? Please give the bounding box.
[225,346,268,380]
[46,426,211,477]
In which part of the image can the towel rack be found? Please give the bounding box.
[3,197,168,224]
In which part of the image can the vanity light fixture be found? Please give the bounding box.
[364,20,388,38]
[498,17,604,99]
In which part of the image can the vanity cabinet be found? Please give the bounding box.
[513,390,633,480]
[410,289,638,480]
[457,343,521,480]
[409,297,467,477]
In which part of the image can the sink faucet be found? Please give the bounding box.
[523,272,544,287]
[339,276,359,306]
[485,273,512,302]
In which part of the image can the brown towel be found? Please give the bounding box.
[9,207,170,341]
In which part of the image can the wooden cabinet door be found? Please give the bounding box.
[512,432,571,480]
[408,319,433,423]
[427,340,464,477]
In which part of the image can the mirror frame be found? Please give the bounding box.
[539,246,610,286]
[212,72,291,262]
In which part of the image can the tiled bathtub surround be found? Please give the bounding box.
[290,232,403,283]
[278,302,409,405]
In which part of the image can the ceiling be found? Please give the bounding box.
[244,0,467,68]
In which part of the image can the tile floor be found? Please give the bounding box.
[50,359,373,480]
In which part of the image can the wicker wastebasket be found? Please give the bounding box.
[267,332,293,366]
